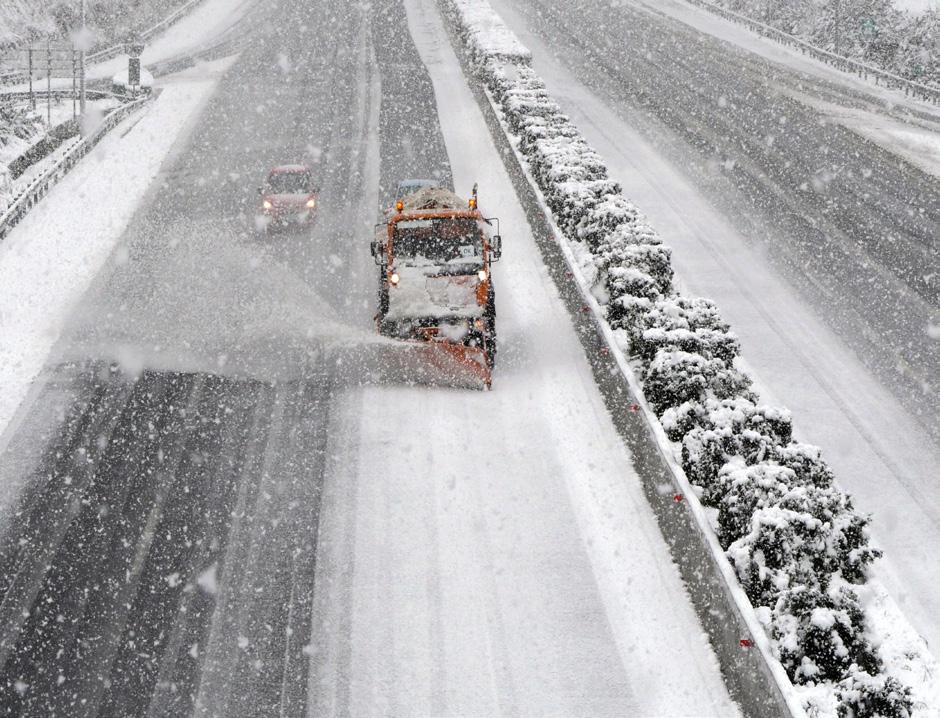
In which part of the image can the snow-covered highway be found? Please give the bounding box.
[0,0,740,714]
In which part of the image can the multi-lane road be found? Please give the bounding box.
[0,0,739,715]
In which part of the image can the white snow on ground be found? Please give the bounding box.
[490,0,940,681]
[627,0,940,178]
[446,0,531,61]
[308,0,740,714]
[895,0,940,11]
[0,59,230,441]
[87,0,257,81]
[784,90,940,178]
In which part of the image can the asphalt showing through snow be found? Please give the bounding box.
[0,0,452,712]
[500,0,940,441]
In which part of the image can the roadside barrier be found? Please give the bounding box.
[683,0,940,104]
[0,94,151,242]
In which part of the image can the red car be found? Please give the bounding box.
[258,165,319,231]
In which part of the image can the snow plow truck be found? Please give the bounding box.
[371,184,502,389]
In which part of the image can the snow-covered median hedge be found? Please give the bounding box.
[441,1,921,716]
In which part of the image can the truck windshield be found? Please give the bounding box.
[393,218,483,267]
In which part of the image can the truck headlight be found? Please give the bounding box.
[306,198,316,208]
[390,272,400,285]
[478,269,487,281]
[262,199,272,209]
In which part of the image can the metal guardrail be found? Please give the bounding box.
[683,0,940,104]
[86,0,206,64]
[0,71,27,86]
[0,95,151,242]
[0,88,115,103]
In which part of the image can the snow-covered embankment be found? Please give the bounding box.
[0,61,228,443]
[438,0,940,716]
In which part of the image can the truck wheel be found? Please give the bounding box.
[483,322,497,370]
[378,279,389,318]
[484,290,497,369]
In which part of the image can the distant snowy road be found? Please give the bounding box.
[490,0,939,443]
[0,0,739,713]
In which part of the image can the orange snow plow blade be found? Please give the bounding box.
[365,334,491,390]
[420,340,491,390]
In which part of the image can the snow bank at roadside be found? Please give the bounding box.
[440,1,940,716]
[447,0,530,63]
[0,70,221,440]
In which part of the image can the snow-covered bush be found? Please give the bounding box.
[637,326,739,365]
[680,419,780,502]
[547,178,621,237]
[661,396,768,444]
[772,584,878,683]
[642,350,754,416]
[624,295,734,358]
[578,193,649,249]
[776,442,837,489]
[727,505,832,605]
[836,665,913,718]
[604,244,673,302]
[446,0,531,67]
[716,463,880,577]
[607,293,652,336]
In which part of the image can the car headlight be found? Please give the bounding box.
[306,198,316,209]
[262,199,272,209]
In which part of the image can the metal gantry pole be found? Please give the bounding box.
[72,51,77,118]
[28,48,34,110]
[79,0,86,116]
[46,41,51,125]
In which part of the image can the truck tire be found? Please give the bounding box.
[378,276,389,318]
[484,288,497,369]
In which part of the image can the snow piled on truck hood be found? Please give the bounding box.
[400,186,465,210]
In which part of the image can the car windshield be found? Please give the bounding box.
[394,217,483,267]
[266,171,310,193]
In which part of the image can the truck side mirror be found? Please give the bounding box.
[491,234,502,261]
[257,186,263,195]
[371,240,384,265]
